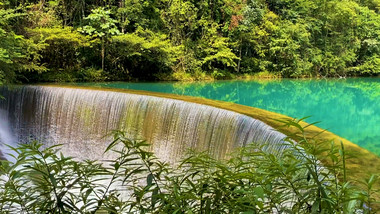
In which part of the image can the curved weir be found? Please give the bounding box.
[0,86,288,161]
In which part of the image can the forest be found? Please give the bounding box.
[1,1,380,212]
[2,0,380,83]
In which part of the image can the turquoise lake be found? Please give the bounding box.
[72,78,380,156]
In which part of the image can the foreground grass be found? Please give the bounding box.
[0,122,379,213]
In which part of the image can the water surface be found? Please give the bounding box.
[70,78,380,156]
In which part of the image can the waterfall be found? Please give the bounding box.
[0,109,18,161]
[0,86,288,162]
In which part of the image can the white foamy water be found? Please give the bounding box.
[0,86,289,162]
[0,109,18,161]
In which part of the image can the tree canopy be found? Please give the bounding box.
[1,0,380,83]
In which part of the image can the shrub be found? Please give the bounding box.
[0,123,378,213]
[78,67,105,82]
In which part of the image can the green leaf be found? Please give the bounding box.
[147,173,153,186]
[49,173,57,188]
[253,186,264,199]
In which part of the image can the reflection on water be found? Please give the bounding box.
[72,78,380,156]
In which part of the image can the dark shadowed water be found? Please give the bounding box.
[71,78,380,156]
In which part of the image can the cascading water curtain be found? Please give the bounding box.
[0,86,288,162]
[0,109,18,160]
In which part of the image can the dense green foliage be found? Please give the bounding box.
[2,0,380,82]
[0,123,379,213]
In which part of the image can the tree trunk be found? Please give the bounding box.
[120,0,125,33]
[101,38,105,71]
[82,0,85,23]
[237,38,242,73]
